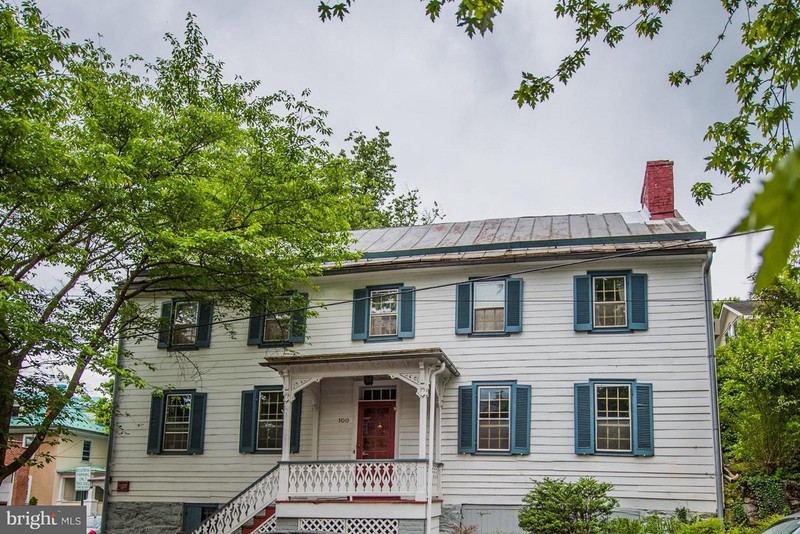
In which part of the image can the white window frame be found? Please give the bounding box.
[592,275,628,328]
[256,390,283,452]
[473,280,506,333]
[162,393,192,452]
[369,289,399,337]
[594,383,632,453]
[476,385,512,452]
[81,440,91,462]
[22,434,35,447]
[171,301,200,346]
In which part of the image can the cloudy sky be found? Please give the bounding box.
[35,0,770,299]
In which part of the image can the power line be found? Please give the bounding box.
[122,228,771,341]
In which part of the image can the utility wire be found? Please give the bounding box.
[122,227,771,341]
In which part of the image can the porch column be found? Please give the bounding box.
[278,368,292,500]
[416,363,430,502]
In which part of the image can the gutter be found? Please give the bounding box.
[703,251,724,518]
[100,333,124,530]
[426,362,446,534]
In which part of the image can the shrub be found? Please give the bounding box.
[518,477,617,534]
[675,518,723,534]
[747,476,789,518]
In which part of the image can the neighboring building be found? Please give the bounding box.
[715,300,757,346]
[105,160,721,534]
[3,397,109,515]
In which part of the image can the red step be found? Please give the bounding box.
[241,506,275,534]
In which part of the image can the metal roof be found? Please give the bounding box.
[331,211,711,272]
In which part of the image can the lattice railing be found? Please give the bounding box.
[191,466,279,534]
[300,518,399,534]
[250,514,277,534]
[283,460,427,498]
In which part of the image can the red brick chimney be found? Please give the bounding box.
[640,160,675,220]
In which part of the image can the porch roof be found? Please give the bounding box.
[260,347,459,377]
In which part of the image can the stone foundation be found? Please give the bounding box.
[439,504,462,534]
[398,519,425,533]
[105,501,183,534]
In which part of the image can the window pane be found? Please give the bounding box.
[163,394,191,451]
[257,391,284,451]
[369,290,398,336]
[172,302,199,345]
[595,385,632,452]
[264,313,290,342]
[593,277,626,328]
[474,281,505,332]
[477,386,511,451]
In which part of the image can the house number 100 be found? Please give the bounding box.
[338,417,350,424]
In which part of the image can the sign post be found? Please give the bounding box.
[74,466,91,507]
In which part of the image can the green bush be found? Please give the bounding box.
[747,476,789,518]
[675,518,723,534]
[518,477,618,534]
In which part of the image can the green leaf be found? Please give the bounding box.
[737,145,800,289]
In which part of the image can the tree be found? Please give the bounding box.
[717,256,800,474]
[317,0,800,287]
[717,314,800,474]
[0,2,436,483]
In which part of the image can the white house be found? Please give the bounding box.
[104,160,722,534]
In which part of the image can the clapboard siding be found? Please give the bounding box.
[110,255,717,513]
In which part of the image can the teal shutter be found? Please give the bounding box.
[505,278,523,333]
[157,301,173,349]
[146,394,164,454]
[239,390,256,453]
[352,289,369,340]
[629,274,648,331]
[289,294,308,344]
[574,275,592,331]
[511,384,531,454]
[634,383,654,456]
[247,301,265,346]
[574,383,594,454]
[183,505,203,533]
[195,303,213,348]
[457,385,476,453]
[187,392,207,454]
[398,287,415,338]
[290,391,302,453]
[455,283,473,335]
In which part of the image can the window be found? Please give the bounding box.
[247,294,307,347]
[147,390,207,455]
[573,272,648,332]
[574,380,653,456]
[82,440,91,461]
[183,503,219,533]
[457,381,531,455]
[370,289,398,336]
[157,300,213,349]
[22,434,35,447]
[352,285,415,341]
[455,278,523,335]
[239,387,302,454]
[477,385,511,451]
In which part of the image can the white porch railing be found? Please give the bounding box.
[192,465,279,534]
[279,460,443,500]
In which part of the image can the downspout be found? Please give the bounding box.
[426,362,446,534]
[703,251,724,518]
[100,333,124,531]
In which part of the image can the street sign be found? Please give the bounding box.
[75,466,92,492]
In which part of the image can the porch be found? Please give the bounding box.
[264,348,457,505]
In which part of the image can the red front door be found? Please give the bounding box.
[356,401,396,459]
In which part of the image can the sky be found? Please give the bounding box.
[33,0,772,299]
